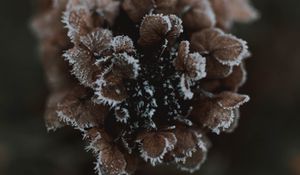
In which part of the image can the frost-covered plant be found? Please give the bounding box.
[32,0,257,174]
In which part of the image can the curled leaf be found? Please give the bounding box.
[95,53,140,106]
[191,28,249,67]
[111,35,136,54]
[177,147,207,173]
[228,0,259,23]
[138,14,172,46]
[137,131,177,166]
[62,5,92,42]
[57,86,109,131]
[138,14,183,47]
[205,56,233,79]
[85,129,128,175]
[222,63,247,91]
[191,91,249,134]
[64,46,99,87]
[79,28,113,56]
[169,127,207,163]
[175,41,206,99]
[216,91,250,110]
[178,0,216,31]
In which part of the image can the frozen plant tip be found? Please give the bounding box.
[32,0,258,174]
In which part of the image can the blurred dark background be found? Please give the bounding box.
[1,0,300,175]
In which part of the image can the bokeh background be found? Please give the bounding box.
[1,0,300,175]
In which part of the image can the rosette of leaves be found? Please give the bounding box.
[32,0,257,174]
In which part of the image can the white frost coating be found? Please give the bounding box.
[193,131,207,152]
[183,41,190,59]
[118,53,140,79]
[80,29,112,55]
[138,136,176,166]
[177,131,208,173]
[57,111,85,132]
[94,53,140,107]
[150,98,158,107]
[46,126,59,132]
[94,154,129,175]
[115,107,130,123]
[178,151,207,173]
[173,130,206,163]
[111,35,135,53]
[121,136,133,154]
[211,110,235,135]
[179,75,194,100]
[173,146,197,164]
[63,50,76,64]
[85,132,129,175]
[94,80,121,107]
[144,85,155,96]
[62,4,88,41]
[170,15,184,33]
[218,95,250,110]
[148,108,156,118]
[63,48,96,88]
[85,132,102,154]
[94,156,103,175]
[213,29,249,66]
[189,53,207,81]
[94,64,121,107]
[141,14,172,33]
[174,116,193,126]
[162,15,172,32]
[204,0,217,27]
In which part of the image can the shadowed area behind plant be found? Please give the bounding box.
[0,0,300,175]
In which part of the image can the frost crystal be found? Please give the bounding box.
[32,0,257,174]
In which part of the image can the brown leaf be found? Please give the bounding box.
[95,53,140,106]
[229,0,259,23]
[205,55,232,79]
[169,126,203,162]
[111,35,135,54]
[63,5,93,42]
[216,91,250,110]
[166,15,183,45]
[222,62,247,91]
[138,14,172,46]
[80,28,113,56]
[95,0,121,26]
[225,108,240,133]
[57,86,109,130]
[210,0,258,30]
[191,92,248,134]
[123,152,139,174]
[210,0,232,29]
[191,28,248,66]
[175,41,206,80]
[96,72,128,105]
[85,129,128,175]
[178,0,216,31]
[64,46,100,88]
[199,79,222,92]
[175,41,190,71]
[137,131,176,166]
[177,147,207,173]
[44,90,69,131]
